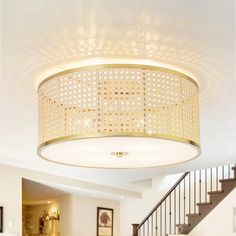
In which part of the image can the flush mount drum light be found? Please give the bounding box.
[37,62,200,168]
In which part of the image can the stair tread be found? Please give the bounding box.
[197,202,212,206]
[186,213,201,217]
[208,190,224,194]
[219,178,236,183]
[176,224,190,227]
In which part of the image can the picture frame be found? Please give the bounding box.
[97,207,113,236]
[0,207,3,233]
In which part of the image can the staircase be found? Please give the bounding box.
[132,164,236,236]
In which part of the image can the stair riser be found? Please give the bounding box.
[188,217,202,227]
[177,227,190,234]
[187,209,215,229]
[221,181,236,192]
[209,193,227,204]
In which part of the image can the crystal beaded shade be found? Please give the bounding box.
[38,64,200,168]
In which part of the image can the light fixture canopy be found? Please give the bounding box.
[37,61,200,168]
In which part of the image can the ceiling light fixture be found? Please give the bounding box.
[37,60,200,168]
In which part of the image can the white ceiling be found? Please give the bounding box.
[0,0,236,191]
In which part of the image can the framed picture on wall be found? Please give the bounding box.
[97,207,113,236]
[0,207,3,233]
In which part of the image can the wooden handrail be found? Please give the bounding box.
[137,171,190,229]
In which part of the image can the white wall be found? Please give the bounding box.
[0,165,22,236]
[74,195,120,236]
[2,162,235,236]
[59,194,120,236]
[119,173,182,236]
[0,164,120,236]
[59,195,74,236]
[189,188,236,236]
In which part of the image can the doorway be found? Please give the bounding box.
[22,179,66,236]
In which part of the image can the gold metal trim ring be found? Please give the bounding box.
[38,63,199,90]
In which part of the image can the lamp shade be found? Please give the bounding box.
[37,63,200,168]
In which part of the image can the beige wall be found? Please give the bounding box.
[74,195,120,236]
[59,194,120,236]
[0,165,22,236]
[189,188,236,236]
[59,195,75,236]
[119,174,181,235]
[0,164,120,236]
[1,163,236,236]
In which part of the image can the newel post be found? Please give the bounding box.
[132,224,139,236]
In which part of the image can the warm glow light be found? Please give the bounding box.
[37,61,200,168]
[34,57,198,88]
